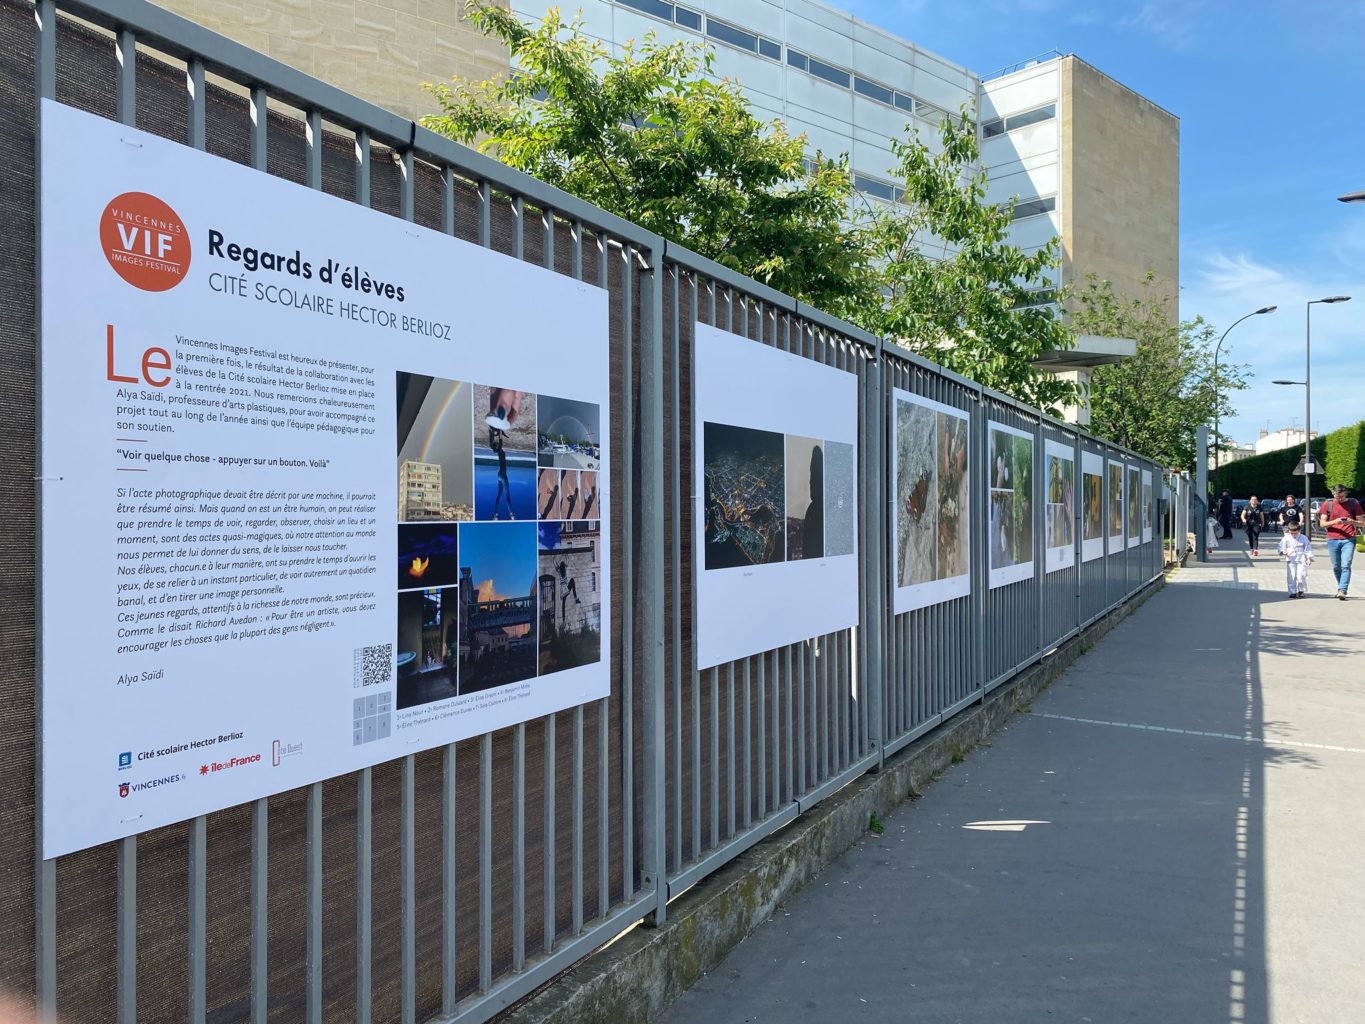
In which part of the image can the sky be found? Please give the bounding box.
[837,0,1365,448]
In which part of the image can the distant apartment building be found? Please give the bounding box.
[1254,427,1317,456]
[399,459,442,521]
[153,0,1178,419]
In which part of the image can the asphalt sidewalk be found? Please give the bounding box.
[661,535,1365,1024]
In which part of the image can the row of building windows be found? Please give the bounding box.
[981,102,1056,139]
[614,0,950,126]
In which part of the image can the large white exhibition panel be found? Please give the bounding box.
[1080,450,1105,563]
[893,390,971,613]
[693,323,859,669]
[39,100,611,858]
[1043,439,1075,574]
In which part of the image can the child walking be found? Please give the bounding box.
[1278,521,1313,598]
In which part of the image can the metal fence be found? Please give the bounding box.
[2,1,1165,1021]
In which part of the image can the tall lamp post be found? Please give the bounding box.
[1339,191,1365,204]
[1272,294,1352,540]
[1211,306,1276,477]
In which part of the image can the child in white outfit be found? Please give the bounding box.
[1278,522,1312,597]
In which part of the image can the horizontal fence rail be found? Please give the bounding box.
[4,0,1165,1020]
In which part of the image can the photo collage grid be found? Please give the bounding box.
[702,422,855,570]
[396,373,603,710]
[1107,462,1125,544]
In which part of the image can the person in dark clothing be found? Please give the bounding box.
[1217,490,1234,539]
[1241,495,1266,556]
[556,558,581,617]
[1279,494,1303,534]
[802,446,824,559]
[491,429,514,520]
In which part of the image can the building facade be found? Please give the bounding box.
[1254,427,1316,456]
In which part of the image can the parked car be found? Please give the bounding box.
[1261,500,1284,532]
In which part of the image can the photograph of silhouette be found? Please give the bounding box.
[785,435,824,560]
[395,372,474,522]
[822,441,855,557]
[576,471,600,520]
[475,402,536,521]
[398,523,459,590]
[537,395,601,470]
[1108,463,1124,541]
[396,588,459,709]
[537,521,602,675]
[456,522,537,694]
[703,421,785,570]
[1083,469,1103,541]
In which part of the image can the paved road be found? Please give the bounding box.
[661,537,1365,1024]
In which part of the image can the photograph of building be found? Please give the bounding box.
[396,372,474,522]
[457,522,538,694]
[537,520,603,675]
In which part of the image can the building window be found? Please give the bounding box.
[854,76,894,105]
[619,0,674,21]
[758,37,781,61]
[916,101,948,125]
[808,57,851,88]
[591,571,598,593]
[894,92,915,112]
[1006,103,1056,130]
[1012,196,1057,220]
[1013,288,1057,309]
[706,17,757,52]
[855,174,904,203]
[983,103,1057,139]
[672,4,700,30]
[787,49,809,71]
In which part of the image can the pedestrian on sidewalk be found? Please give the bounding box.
[1280,493,1304,534]
[1318,484,1364,600]
[1241,495,1266,556]
[1218,490,1234,539]
[1278,521,1313,597]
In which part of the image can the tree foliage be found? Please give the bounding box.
[836,119,1077,411]
[1071,275,1249,471]
[422,3,1079,411]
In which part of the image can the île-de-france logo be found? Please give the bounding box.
[99,191,191,292]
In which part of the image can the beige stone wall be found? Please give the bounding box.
[1060,56,1179,315]
[154,0,511,123]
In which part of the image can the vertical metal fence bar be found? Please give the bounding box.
[513,723,526,971]
[641,238,668,924]
[543,715,556,953]
[356,768,373,1024]
[117,836,136,1024]
[246,81,271,1024]
[350,122,374,1024]
[669,267,683,873]
[306,783,323,1024]
[186,59,205,150]
[758,653,768,817]
[478,181,491,249]
[727,662,736,836]
[112,28,140,1024]
[597,234,610,920]
[437,161,457,1021]
[742,658,752,828]
[440,744,456,1015]
[401,755,416,1024]
[572,705,584,936]
[621,244,636,902]
[188,816,206,1024]
[34,6,56,1015]
[479,732,493,993]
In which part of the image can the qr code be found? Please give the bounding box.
[354,643,393,688]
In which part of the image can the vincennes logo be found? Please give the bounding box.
[99,192,190,291]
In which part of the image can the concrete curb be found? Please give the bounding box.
[497,576,1165,1024]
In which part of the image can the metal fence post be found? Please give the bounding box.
[640,239,668,926]
[868,344,885,770]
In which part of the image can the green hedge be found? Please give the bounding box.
[1215,420,1365,499]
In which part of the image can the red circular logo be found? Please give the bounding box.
[99,192,191,291]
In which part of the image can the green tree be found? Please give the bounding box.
[1071,275,1249,471]
[423,4,869,311]
[838,118,1077,411]
[423,3,1077,410]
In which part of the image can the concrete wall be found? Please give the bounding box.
[153,0,511,122]
[1060,55,1179,313]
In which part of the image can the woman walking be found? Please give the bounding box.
[1242,495,1266,556]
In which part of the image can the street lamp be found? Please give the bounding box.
[1338,191,1365,203]
[1273,296,1352,539]
[1212,305,1276,474]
